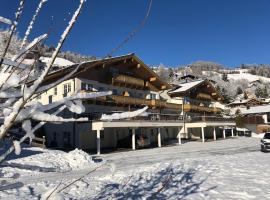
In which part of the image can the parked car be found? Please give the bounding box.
[117,135,151,149]
[261,132,270,152]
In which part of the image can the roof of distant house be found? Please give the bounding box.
[168,80,204,94]
[239,104,270,115]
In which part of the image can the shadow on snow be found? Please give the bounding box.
[95,165,217,199]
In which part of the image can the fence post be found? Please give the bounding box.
[42,136,45,148]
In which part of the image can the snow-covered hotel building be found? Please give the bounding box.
[37,54,235,154]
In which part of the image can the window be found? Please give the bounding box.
[267,113,270,123]
[100,130,105,140]
[150,93,157,100]
[63,132,71,147]
[48,95,53,103]
[54,87,57,95]
[99,87,104,91]
[112,89,118,95]
[81,83,93,91]
[81,83,87,90]
[63,83,71,96]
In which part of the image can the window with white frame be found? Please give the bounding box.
[54,87,57,95]
[63,83,71,96]
[150,93,157,100]
[81,82,93,91]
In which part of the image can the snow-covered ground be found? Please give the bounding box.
[1,137,270,199]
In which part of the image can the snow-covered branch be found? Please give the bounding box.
[101,106,149,121]
[20,0,48,49]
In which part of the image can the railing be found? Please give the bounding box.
[79,110,234,123]
[196,93,212,101]
[112,74,145,88]
[31,136,46,148]
[183,104,222,113]
[104,95,182,110]
[189,116,235,123]
[7,130,46,148]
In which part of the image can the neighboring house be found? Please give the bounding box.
[167,79,235,141]
[38,54,235,154]
[239,105,270,134]
[227,98,264,109]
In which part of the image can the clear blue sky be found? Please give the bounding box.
[1,0,270,67]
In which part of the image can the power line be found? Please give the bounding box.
[107,0,153,57]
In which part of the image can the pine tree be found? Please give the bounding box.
[262,86,268,98]
[222,73,228,82]
[255,87,263,98]
[236,87,243,95]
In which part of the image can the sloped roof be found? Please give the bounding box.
[168,80,204,94]
[41,53,171,90]
[239,104,270,115]
[227,98,262,106]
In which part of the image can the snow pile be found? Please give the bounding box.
[61,148,95,169]
[8,147,95,171]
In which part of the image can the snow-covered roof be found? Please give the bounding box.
[239,104,270,115]
[40,56,74,67]
[169,80,204,94]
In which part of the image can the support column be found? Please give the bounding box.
[178,127,182,145]
[201,127,205,143]
[96,129,101,155]
[185,127,188,139]
[157,128,161,147]
[213,127,216,141]
[231,127,234,137]
[223,128,226,139]
[132,128,136,150]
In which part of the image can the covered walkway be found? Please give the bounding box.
[92,120,236,154]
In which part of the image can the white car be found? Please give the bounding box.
[261,132,270,152]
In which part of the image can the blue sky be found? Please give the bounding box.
[1,0,270,67]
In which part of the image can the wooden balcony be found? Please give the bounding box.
[196,93,212,101]
[107,95,181,109]
[94,95,181,110]
[82,90,221,113]
[183,104,222,113]
[112,74,145,88]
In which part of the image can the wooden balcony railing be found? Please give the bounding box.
[196,93,212,101]
[112,74,145,88]
[82,91,222,113]
[183,104,222,113]
[107,95,181,109]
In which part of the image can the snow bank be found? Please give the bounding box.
[8,147,95,171]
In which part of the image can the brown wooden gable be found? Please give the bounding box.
[170,80,223,102]
[41,54,171,91]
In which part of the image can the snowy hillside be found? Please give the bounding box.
[227,72,270,83]
[155,64,270,103]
